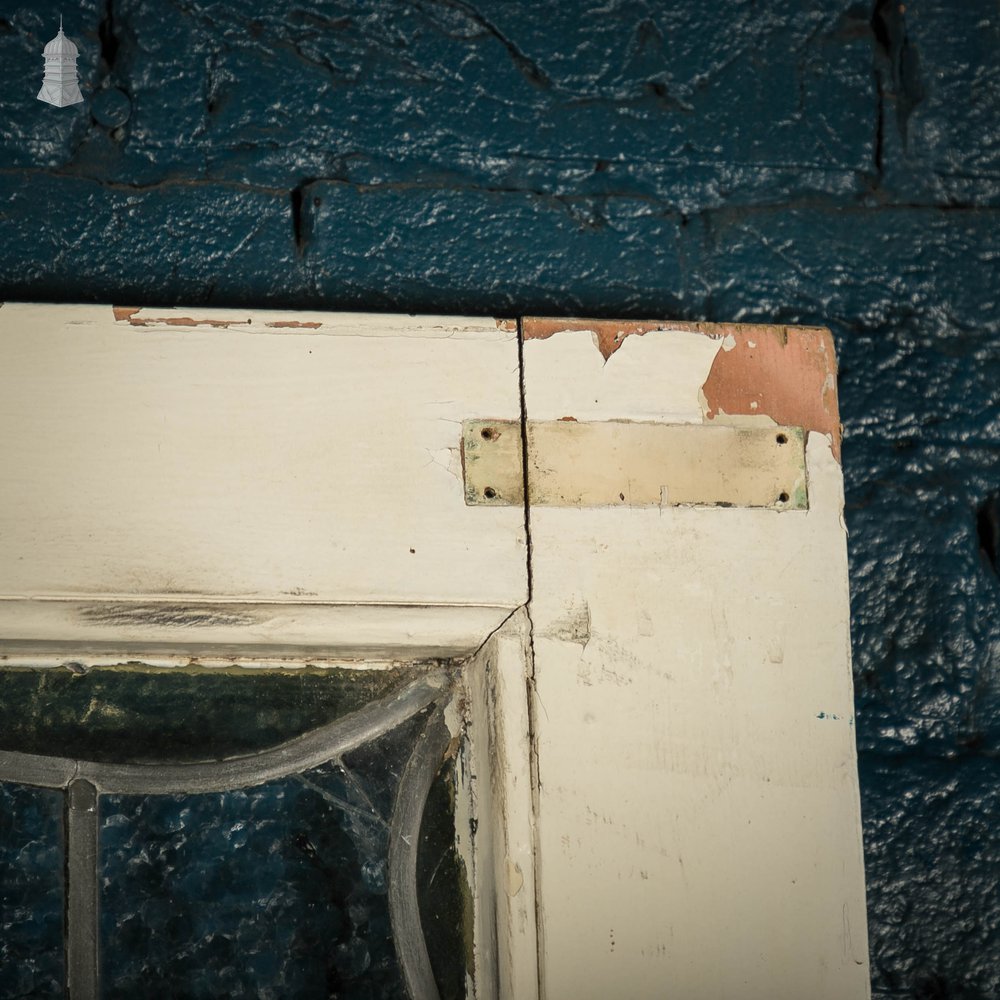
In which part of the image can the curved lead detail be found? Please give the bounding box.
[388,707,451,1000]
[66,779,98,1000]
[0,669,450,793]
[0,667,455,1000]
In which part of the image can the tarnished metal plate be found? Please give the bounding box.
[462,420,526,506]
[463,420,807,509]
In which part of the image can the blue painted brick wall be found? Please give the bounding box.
[2,3,999,996]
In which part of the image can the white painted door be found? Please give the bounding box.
[0,304,868,1000]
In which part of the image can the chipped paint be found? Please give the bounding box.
[521,317,796,362]
[699,324,842,462]
[112,307,252,329]
[105,307,512,340]
[522,319,842,463]
[522,317,678,362]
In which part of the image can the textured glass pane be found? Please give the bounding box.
[0,782,65,998]
[0,665,410,762]
[417,758,470,1000]
[98,714,428,1000]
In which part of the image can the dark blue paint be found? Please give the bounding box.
[861,755,1000,999]
[0,1,998,995]
[0,782,65,998]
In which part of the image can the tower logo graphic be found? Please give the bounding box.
[37,17,84,107]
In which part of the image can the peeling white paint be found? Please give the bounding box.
[524,328,720,423]
[109,304,512,340]
[524,328,869,999]
[697,390,780,429]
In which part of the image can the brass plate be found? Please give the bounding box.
[463,420,807,510]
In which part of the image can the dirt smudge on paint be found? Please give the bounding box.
[78,603,257,629]
[543,599,591,647]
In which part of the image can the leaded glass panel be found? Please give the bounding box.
[0,662,467,1000]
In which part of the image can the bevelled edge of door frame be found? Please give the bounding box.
[459,608,540,1000]
[0,599,519,661]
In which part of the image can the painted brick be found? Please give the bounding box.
[0,174,297,304]
[861,754,1000,998]
[872,0,1000,205]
